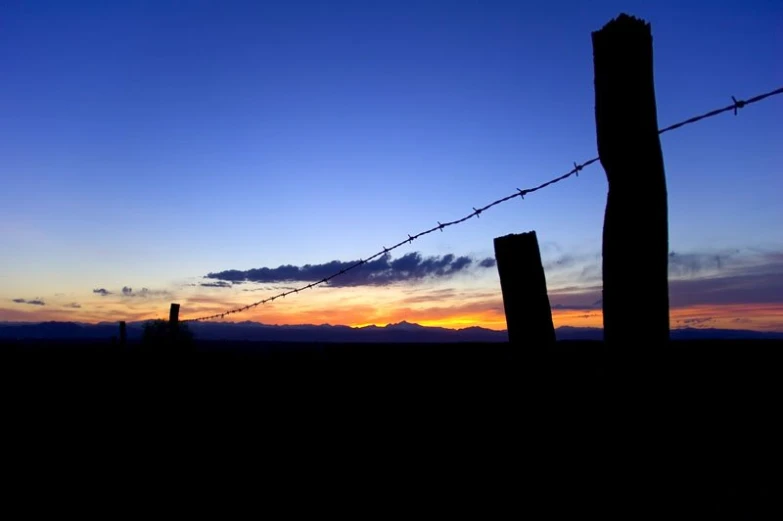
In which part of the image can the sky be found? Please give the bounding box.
[1,0,781,332]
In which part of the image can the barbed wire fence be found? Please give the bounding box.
[181,86,783,323]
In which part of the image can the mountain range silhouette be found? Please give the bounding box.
[1,320,780,342]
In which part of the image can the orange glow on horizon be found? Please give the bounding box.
[552,309,604,328]
[178,301,783,332]
[3,294,783,333]
[669,303,783,332]
[353,311,508,331]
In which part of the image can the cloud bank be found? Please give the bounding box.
[205,252,497,288]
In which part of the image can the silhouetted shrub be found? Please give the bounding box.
[141,319,194,351]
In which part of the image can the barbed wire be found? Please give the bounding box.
[658,86,783,134]
[182,85,783,323]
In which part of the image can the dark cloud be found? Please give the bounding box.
[200,281,232,288]
[479,257,496,268]
[64,302,82,309]
[12,298,45,306]
[206,252,495,288]
[122,286,133,296]
[93,288,111,296]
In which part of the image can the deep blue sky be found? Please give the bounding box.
[1,1,781,323]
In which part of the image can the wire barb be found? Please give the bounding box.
[180,85,782,322]
[731,95,746,115]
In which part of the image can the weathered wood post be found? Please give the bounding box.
[493,231,556,346]
[592,14,670,347]
[119,321,127,346]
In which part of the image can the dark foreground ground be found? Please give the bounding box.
[2,339,780,517]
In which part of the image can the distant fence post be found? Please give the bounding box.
[169,303,181,346]
[493,231,555,346]
[119,321,127,346]
[592,13,670,347]
[169,303,180,327]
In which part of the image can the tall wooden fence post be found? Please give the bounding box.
[592,14,670,347]
[493,231,556,346]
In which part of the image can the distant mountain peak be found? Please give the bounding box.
[385,321,424,330]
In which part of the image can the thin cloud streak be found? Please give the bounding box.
[11,298,45,306]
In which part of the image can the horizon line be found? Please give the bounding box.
[2,319,782,335]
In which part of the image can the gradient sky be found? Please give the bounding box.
[2,0,781,332]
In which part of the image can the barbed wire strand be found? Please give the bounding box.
[182,86,783,323]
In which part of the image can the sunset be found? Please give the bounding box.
[1,1,780,335]
[4,253,783,333]
[3,2,782,513]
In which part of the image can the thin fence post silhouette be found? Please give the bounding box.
[493,231,555,346]
[169,303,180,340]
[119,321,126,346]
[593,14,670,347]
[169,303,181,345]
